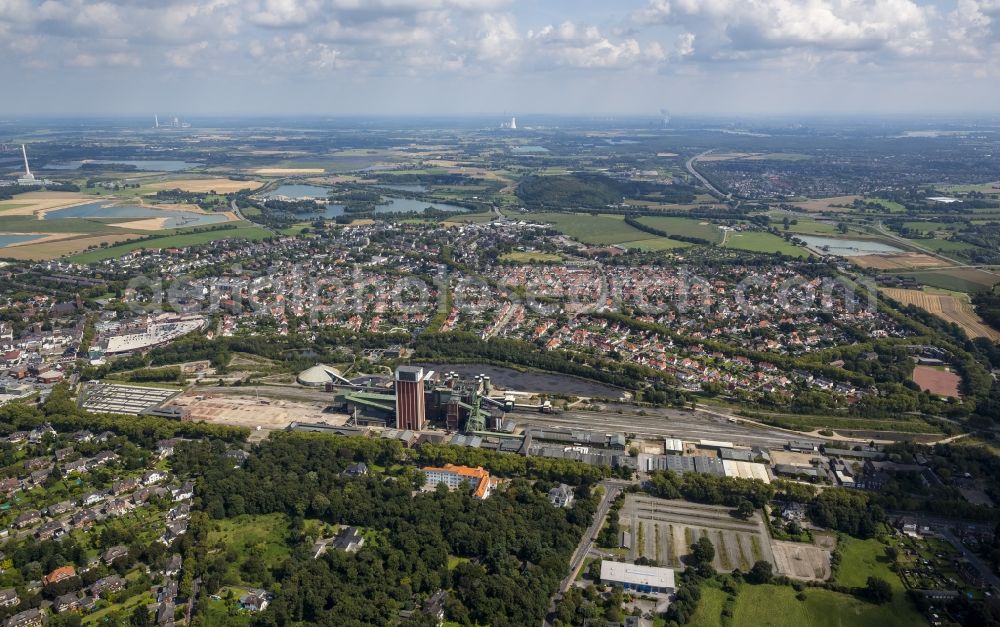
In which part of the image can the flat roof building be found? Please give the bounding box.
[600,561,675,595]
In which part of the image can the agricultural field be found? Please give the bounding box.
[619,496,773,572]
[723,231,807,257]
[145,177,264,193]
[66,223,271,263]
[635,216,724,243]
[880,288,999,340]
[898,268,1000,293]
[850,253,944,270]
[0,232,141,260]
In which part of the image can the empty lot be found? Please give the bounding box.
[167,390,348,431]
[620,496,774,572]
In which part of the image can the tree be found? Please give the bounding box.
[747,560,773,584]
[864,576,893,604]
[690,537,715,565]
[130,604,153,627]
[736,500,754,520]
[884,546,899,563]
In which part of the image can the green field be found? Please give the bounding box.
[0,203,31,212]
[729,584,924,627]
[904,238,979,254]
[832,536,924,626]
[687,585,728,627]
[899,269,1000,293]
[751,412,941,435]
[723,231,807,257]
[500,251,564,262]
[68,223,271,263]
[530,212,653,245]
[619,238,691,251]
[208,513,292,577]
[635,216,724,243]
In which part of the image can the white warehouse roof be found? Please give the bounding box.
[600,561,675,590]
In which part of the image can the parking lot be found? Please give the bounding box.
[620,495,774,572]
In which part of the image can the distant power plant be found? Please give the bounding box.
[660,109,671,128]
[500,116,517,130]
[154,115,189,129]
[18,144,36,185]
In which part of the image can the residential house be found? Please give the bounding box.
[143,470,166,485]
[6,608,44,627]
[0,588,18,608]
[102,545,128,565]
[90,575,126,598]
[164,554,182,577]
[14,510,40,529]
[239,590,270,612]
[343,462,368,478]
[35,521,66,541]
[171,482,194,501]
[333,527,365,553]
[53,593,81,613]
[42,565,76,586]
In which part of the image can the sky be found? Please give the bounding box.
[1,0,999,117]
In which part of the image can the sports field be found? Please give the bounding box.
[881,288,999,340]
[912,365,962,398]
[500,251,564,263]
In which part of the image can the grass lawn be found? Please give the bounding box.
[83,592,155,625]
[635,216,724,243]
[835,537,898,589]
[732,584,924,627]
[687,584,728,627]
[441,211,497,225]
[723,231,808,257]
[448,555,472,570]
[500,251,564,263]
[0,203,31,212]
[208,513,291,574]
[68,223,271,263]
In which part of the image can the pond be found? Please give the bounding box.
[45,202,229,228]
[46,159,198,171]
[796,235,904,256]
[0,233,45,248]
[413,362,623,398]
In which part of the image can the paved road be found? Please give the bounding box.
[685,151,729,200]
[544,480,627,626]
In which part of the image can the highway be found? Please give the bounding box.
[685,151,729,200]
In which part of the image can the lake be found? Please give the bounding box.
[46,160,197,172]
[264,184,466,216]
[0,234,45,248]
[413,362,623,398]
[796,235,904,256]
[45,202,229,228]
